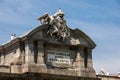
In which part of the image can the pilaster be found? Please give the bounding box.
[37,41,45,66]
[1,53,5,65]
[79,48,85,68]
[73,47,84,76]
[87,49,93,68]
[25,40,34,64]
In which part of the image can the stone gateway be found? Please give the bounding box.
[0,10,100,80]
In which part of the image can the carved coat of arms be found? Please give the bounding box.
[38,10,70,41]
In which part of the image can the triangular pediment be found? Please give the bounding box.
[24,24,96,49]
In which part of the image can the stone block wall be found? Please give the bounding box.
[0,72,101,80]
[0,65,10,73]
[0,39,96,78]
[97,75,120,80]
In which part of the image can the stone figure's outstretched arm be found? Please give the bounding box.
[37,13,49,25]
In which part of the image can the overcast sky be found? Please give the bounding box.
[0,0,120,74]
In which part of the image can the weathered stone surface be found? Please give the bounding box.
[0,65,10,73]
[0,72,101,80]
[0,10,98,80]
[0,25,96,77]
[97,75,120,80]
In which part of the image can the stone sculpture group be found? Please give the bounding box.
[38,10,70,41]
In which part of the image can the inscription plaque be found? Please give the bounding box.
[46,50,71,68]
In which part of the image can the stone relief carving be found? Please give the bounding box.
[38,10,70,41]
